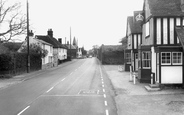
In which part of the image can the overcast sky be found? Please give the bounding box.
[16,0,144,50]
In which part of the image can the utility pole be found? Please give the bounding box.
[27,0,30,73]
[70,27,71,59]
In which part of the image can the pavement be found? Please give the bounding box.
[103,65,184,115]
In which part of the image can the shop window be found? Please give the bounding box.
[142,51,151,69]
[126,53,131,64]
[172,52,182,65]
[161,52,171,65]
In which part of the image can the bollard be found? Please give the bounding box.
[133,74,136,84]
[129,66,133,82]
[151,73,153,85]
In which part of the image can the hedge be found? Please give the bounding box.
[0,53,42,78]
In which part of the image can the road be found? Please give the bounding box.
[0,58,117,115]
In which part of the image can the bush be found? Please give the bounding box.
[0,52,42,77]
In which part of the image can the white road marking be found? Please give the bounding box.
[46,87,54,93]
[106,109,109,115]
[103,94,106,98]
[104,101,108,106]
[102,81,104,84]
[70,72,73,75]
[17,106,30,115]
[61,78,65,81]
[97,90,99,94]
[102,85,104,87]
[103,89,105,92]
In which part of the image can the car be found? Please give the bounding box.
[89,55,92,58]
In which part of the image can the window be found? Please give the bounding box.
[142,52,151,68]
[145,21,150,37]
[161,52,171,65]
[126,53,131,64]
[172,52,182,65]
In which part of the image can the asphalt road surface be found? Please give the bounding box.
[0,58,117,115]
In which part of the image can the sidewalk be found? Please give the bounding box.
[103,65,184,115]
[0,59,78,90]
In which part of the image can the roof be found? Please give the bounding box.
[36,35,67,49]
[64,44,77,50]
[127,15,142,34]
[147,0,184,16]
[175,27,184,50]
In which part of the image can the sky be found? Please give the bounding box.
[14,0,144,50]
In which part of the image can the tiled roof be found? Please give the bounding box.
[147,0,184,16]
[64,44,77,50]
[36,35,67,49]
[127,16,142,34]
[175,27,184,50]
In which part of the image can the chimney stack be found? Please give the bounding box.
[47,29,53,37]
[29,30,34,36]
[181,0,184,12]
[58,38,62,44]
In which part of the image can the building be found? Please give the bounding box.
[36,29,67,66]
[138,0,184,84]
[124,11,143,72]
[18,31,54,69]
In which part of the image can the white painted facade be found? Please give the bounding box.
[58,48,67,61]
[19,36,54,68]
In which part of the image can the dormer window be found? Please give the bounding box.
[145,21,150,37]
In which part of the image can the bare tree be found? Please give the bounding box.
[0,0,26,42]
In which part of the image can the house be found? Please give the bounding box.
[36,29,68,66]
[77,48,82,58]
[18,31,54,69]
[138,0,184,84]
[64,37,78,59]
[58,38,67,63]
[124,11,143,72]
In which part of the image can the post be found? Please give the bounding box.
[129,66,133,82]
[151,73,153,84]
[133,74,136,84]
[70,27,71,59]
[27,0,30,73]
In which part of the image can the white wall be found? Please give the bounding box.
[58,48,67,60]
[161,66,182,84]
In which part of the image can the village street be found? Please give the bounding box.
[1,58,184,115]
[0,58,117,115]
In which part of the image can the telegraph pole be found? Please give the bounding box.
[27,0,30,73]
[70,27,71,59]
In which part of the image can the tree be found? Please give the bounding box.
[0,0,27,42]
[19,43,48,58]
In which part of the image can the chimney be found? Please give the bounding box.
[47,29,53,37]
[29,30,34,36]
[181,0,184,12]
[67,41,69,45]
[58,38,62,44]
